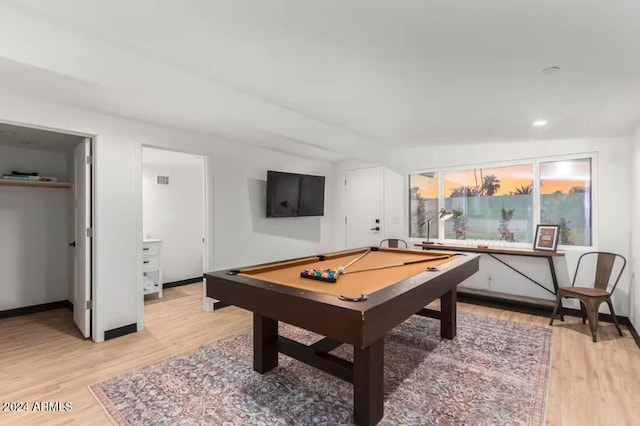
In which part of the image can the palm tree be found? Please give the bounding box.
[512,184,532,195]
[482,174,501,196]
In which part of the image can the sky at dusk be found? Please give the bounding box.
[411,159,591,198]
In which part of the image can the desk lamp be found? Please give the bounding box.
[420,208,454,244]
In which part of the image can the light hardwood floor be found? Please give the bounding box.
[1,283,638,426]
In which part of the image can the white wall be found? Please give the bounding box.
[142,148,204,283]
[211,145,334,269]
[629,126,640,331]
[382,167,405,240]
[0,146,69,310]
[0,94,337,341]
[386,137,632,316]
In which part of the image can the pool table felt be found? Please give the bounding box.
[239,248,456,299]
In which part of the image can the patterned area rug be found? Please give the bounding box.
[90,312,552,425]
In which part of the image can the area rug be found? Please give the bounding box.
[90,312,552,425]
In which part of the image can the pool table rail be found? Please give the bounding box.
[205,251,480,348]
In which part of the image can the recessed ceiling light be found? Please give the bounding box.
[532,120,547,127]
[542,66,561,74]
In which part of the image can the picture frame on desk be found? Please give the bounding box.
[534,224,560,252]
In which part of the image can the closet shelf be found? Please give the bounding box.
[0,179,72,189]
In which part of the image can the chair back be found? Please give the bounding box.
[572,251,626,293]
[380,239,408,249]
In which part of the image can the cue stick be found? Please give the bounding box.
[341,249,372,271]
[343,255,451,275]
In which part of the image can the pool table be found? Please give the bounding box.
[204,247,480,426]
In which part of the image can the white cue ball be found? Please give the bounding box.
[337,266,345,274]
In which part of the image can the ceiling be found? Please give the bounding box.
[0,122,84,152]
[0,0,639,163]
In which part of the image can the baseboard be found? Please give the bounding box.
[458,291,630,326]
[0,300,72,320]
[559,306,630,326]
[213,301,229,310]
[164,277,202,289]
[104,323,137,340]
[457,291,554,318]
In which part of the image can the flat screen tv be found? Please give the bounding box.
[266,170,325,217]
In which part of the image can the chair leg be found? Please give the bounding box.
[549,295,563,326]
[579,302,587,324]
[585,299,601,343]
[605,298,624,337]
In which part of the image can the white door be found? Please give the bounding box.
[72,138,92,338]
[346,167,383,248]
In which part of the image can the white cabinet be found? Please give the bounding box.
[143,239,163,298]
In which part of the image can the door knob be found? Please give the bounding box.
[370,226,380,231]
[68,241,76,247]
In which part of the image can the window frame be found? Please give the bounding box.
[407,152,597,250]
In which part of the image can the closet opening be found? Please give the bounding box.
[0,121,94,339]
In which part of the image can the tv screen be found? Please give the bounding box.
[266,171,325,217]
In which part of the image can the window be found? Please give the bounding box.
[443,164,534,242]
[409,172,439,238]
[409,156,594,247]
[540,158,592,246]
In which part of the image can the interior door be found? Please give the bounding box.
[346,167,383,248]
[72,138,92,338]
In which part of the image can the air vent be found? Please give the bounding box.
[157,175,169,185]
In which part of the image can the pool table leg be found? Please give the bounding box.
[353,338,384,426]
[440,288,457,339]
[254,313,278,373]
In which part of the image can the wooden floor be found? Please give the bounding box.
[1,283,638,425]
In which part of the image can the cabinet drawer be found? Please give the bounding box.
[143,255,159,270]
[142,243,160,255]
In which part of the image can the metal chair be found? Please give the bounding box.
[549,251,626,342]
[379,239,408,249]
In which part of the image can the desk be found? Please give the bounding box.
[204,247,479,426]
[415,244,565,298]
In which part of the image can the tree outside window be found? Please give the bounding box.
[443,165,534,242]
[409,173,439,238]
[408,157,593,247]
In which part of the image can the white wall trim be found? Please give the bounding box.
[134,142,144,333]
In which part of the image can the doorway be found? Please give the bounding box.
[345,167,384,248]
[140,147,205,321]
[0,121,94,338]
